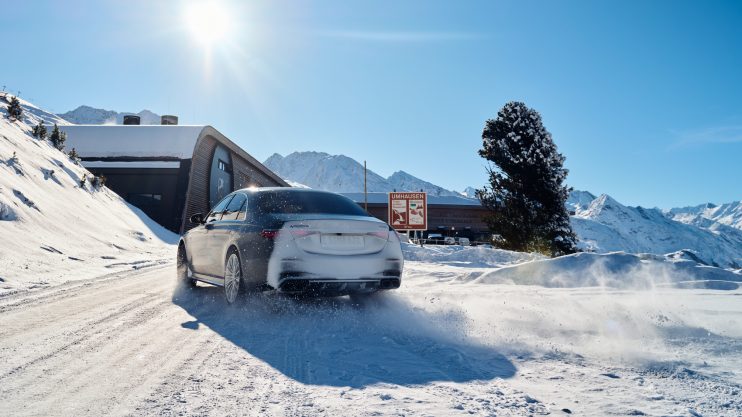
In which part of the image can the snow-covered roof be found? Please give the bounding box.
[59,125,207,159]
[58,124,288,186]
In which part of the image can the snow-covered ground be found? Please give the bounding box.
[1,243,740,416]
[0,95,176,296]
[2,97,741,415]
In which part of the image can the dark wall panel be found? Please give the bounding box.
[85,167,181,232]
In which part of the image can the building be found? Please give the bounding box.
[342,192,491,241]
[60,123,287,234]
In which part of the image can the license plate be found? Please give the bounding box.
[321,235,365,249]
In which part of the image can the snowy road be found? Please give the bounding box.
[1,260,740,416]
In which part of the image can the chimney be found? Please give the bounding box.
[123,115,140,125]
[161,115,178,125]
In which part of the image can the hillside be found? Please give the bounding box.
[58,105,161,125]
[0,96,175,295]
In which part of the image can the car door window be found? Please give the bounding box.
[221,194,247,221]
[206,195,234,223]
[237,196,249,221]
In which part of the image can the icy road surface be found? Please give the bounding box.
[1,261,740,416]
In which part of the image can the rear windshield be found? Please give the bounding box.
[254,191,370,216]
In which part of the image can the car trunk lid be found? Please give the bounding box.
[280,216,391,255]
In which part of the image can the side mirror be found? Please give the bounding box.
[190,213,205,225]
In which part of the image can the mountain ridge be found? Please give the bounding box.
[58,105,161,125]
[264,151,465,197]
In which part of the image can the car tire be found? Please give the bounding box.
[224,248,244,304]
[177,244,197,288]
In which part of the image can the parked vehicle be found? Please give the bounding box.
[443,236,456,245]
[425,233,444,244]
[456,237,471,246]
[177,188,404,303]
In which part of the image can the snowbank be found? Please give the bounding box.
[401,243,543,268]
[402,244,740,290]
[0,96,176,295]
[475,251,742,289]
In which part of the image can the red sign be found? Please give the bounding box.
[388,192,427,231]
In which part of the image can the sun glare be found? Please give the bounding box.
[184,1,233,46]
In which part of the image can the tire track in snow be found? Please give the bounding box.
[0,262,172,314]
[0,266,204,416]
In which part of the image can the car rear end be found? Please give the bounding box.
[254,190,404,296]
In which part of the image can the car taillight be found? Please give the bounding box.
[367,231,389,239]
[261,229,280,239]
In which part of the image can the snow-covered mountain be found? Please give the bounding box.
[572,194,742,268]
[460,186,479,199]
[0,96,175,294]
[566,190,597,213]
[264,152,464,197]
[58,105,161,125]
[666,201,742,231]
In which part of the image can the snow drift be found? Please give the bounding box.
[0,95,176,295]
[474,251,741,289]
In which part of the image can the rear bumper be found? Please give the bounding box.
[278,277,401,296]
[266,238,405,290]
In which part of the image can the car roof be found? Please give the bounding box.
[233,187,347,196]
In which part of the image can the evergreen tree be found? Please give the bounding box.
[49,124,66,151]
[6,96,22,121]
[477,101,577,256]
[68,147,80,164]
[91,174,106,189]
[32,122,48,140]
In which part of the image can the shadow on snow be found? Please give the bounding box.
[172,285,516,388]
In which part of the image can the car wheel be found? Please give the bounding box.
[177,244,196,288]
[224,248,243,304]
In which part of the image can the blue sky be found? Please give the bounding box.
[2,0,741,208]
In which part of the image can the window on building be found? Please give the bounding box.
[218,159,231,173]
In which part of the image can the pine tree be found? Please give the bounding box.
[6,96,22,121]
[49,124,66,151]
[32,122,48,140]
[477,101,577,256]
[68,147,80,164]
[91,174,106,189]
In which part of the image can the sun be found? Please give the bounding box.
[184,1,233,46]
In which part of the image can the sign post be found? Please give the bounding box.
[388,192,427,231]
